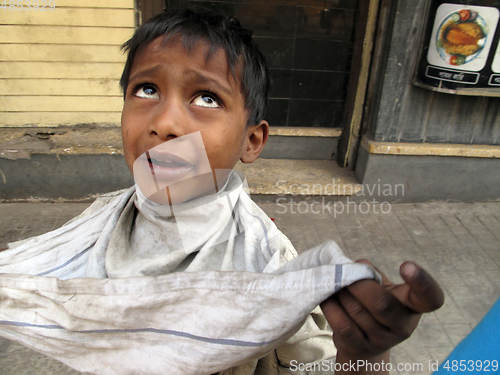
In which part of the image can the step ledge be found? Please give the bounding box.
[0,126,342,160]
[234,159,360,196]
[362,136,500,158]
[269,127,342,137]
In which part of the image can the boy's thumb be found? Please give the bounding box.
[398,261,445,313]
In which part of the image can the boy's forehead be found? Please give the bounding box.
[132,36,243,88]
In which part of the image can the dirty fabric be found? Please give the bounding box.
[0,171,380,375]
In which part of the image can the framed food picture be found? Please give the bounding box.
[428,4,498,71]
[414,1,500,96]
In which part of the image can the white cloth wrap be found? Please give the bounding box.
[0,171,380,375]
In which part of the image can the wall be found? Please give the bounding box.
[0,0,135,127]
[355,0,500,202]
[365,0,500,145]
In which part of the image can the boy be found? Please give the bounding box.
[0,7,444,375]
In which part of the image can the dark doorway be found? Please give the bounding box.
[136,0,360,130]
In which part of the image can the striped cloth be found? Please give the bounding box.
[0,171,380,374]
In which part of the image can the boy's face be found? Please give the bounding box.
[121,36,268,203]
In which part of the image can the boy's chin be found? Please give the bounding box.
[141,170,232,206]
[145,189,171,205]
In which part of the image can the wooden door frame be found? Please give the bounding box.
[337,0,381,168]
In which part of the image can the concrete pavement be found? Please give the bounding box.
[0,198,499,374]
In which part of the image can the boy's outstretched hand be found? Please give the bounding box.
[320,261,444,374]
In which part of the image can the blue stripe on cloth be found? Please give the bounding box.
[36,245,92,277]
[0,320,276,347]
[334,264,343,285]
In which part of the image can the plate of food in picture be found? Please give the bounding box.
[436,8,488,66]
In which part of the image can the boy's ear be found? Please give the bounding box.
[240,120,269,163]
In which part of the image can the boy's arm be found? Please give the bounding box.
[321,261,445,374]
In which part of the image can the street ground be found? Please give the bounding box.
[0,198,499,374]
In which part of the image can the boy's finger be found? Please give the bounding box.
[320,295,365,346]
[399,261,445,313]
[335,288,394,341]
[345,279,421,336]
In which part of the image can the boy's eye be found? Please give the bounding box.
[192,93,220,108]
[134,85,159,99]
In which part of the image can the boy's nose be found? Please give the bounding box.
[148,99,187,140]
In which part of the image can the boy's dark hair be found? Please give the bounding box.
[119,6,271,126]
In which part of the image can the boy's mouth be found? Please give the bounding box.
[150,159,186,168]
[145,151,195,181]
